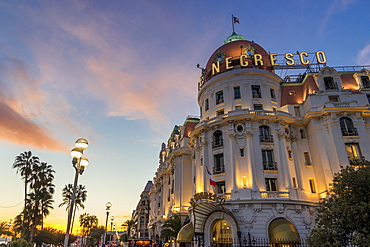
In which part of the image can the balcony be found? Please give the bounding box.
[213,165,225,174]
[341,128,358,136]
[260,191,290,199]
[260,134,274,143]
[263,162,278,170]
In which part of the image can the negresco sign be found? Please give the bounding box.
[211,51,327,76]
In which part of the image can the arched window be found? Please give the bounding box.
[259,126,273,143]
[268,218,300,243]
[213,130,223,148]
[212,219,232,245]
[340,117,358,136]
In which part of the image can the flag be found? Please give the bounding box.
[233,16,240,24]
[207,168,216,187]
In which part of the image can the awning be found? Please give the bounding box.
[176,223,194,243]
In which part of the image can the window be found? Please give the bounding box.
[214,153,224,174]
[240,148,245,157]
[289,91,296,95]
[361,76,370,88]
[254,104,263,110]
[205,98,209,111]
[270,88,276,101]
[213,130,223,148]
[294,106,301,117]
[262,149,276,170]
[217,109,224,116]
[340,117,358,136]
[304,151,311,166]
[292,178,297,188]
[309,179,316,193]
[259,126,273,143]
[345,143,362,163]
[235,105,242,110]
[367,95,370,104]
[324,77,338,90]
[252,85,262,98]
[216,181,226,194]
[265,178,278,191]
[288,149,292,160]
[272,107,277,113]
[234,86,241,99]
[216,91,224,104]
[300,129,306,139]
[328,95,339,102]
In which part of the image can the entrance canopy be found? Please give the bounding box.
[177,223,194,243]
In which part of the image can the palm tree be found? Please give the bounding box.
[160,215,189,242]
[79,213,98,246]
[59,184,87,233]
[0,221,12,236]
[26,161,55,242]
[12,151,40,237]
[121,219,135,239]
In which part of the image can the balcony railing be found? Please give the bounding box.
[349,156,365,166]
[341,128,358,136]
[260,191,290,198]
[212,139,223,148]
[260,134,274,143]
[213,165,225,174]
[217,193,231,199]
[263,162,278,170]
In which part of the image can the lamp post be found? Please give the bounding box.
[103,202,112,246]
[110,216,115,244]
[64,138,89,247]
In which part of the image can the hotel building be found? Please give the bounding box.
[145,32,370,246]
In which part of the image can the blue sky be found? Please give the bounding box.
[0,0,369,232]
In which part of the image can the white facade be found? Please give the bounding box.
[147,33,370,246]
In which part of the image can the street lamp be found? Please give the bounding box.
[64,138,89,247]
[103,202,112,245]
[110,216,115,243]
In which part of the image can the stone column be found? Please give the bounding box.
[278,130,293,189]
[246,131,257,188]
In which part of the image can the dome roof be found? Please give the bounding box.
[203,35,272,83]
[224,32,246,44]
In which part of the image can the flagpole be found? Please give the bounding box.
[232,15,235,33]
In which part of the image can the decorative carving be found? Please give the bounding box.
[276,204,284,214]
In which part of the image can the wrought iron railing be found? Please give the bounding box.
[341,128,358,136]
[212,139,223,148]
[263,162,278,170]
[213,165,225,174]
[260,134,274,143]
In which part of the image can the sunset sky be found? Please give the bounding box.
[0,0,369,233]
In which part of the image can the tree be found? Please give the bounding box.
[121,219,135,239]
[8,238,32,247]
[27,161,55,242]
[79,213,98,245]
[12,151,40,238]
[89,226,105,245]
[308,161,370,246]
[59,184,87,233]
[160,214,189,241]
[0,221,12,236]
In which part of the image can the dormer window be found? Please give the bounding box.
[361,76,370,88]
[324,77,338,90]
